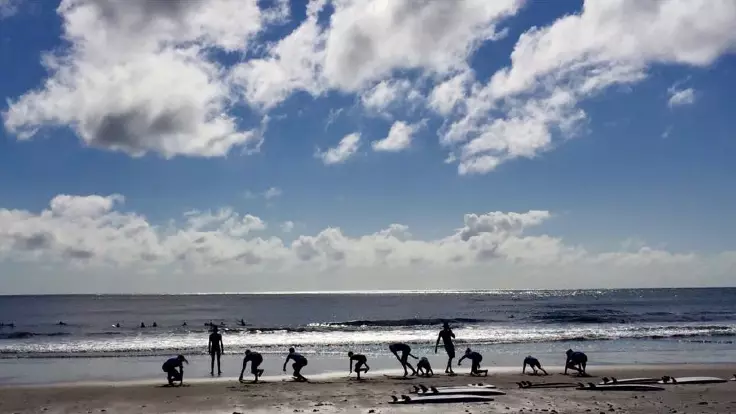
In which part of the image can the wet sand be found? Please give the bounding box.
[2,364,735,413]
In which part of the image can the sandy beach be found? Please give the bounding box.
[2,364,735,413]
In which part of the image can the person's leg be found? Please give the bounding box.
[295,362,307,381]
[400,352,409,376]
[217,351,222,375]
[355,362,363,379]
[251,363,260,382]
[210,352,215,375]
[167,370,176,385]
[581,361,587,374]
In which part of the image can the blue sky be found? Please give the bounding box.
[1,0,735,293]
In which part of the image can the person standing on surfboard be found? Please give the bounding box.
[564,349,587,375]
[389,342,418,377]
[522,355,548,375]
[435,321,456,375]
[458,348,488,376]
[208,325,224,376]
[347,351,370,380]
[283,347,308,382]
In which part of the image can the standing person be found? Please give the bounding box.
[458,348,488,376]
[283,347,308,382]
[239,350,264,383]
[522,355,548,375]
[564,349,588,375]
[435,321,456,374]
[208,326,224,376]
[162,355,188,386]
[389,342,418,377]
[347,351,370,380]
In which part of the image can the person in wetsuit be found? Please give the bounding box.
[239,349,264,383]
[564,349,587,375]
[417,357,434,377]
[208,326,224,376]
[389,342,418,377]
[162,355,188,385]
[283,347,308,382]
[458,347,488,376]
[435,321,456,374]
[347,351,370,380]
[522,355,548,375]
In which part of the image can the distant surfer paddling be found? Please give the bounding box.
[564,349,588,376]
[239,349,264,383]
[283,347,308,382]
[162,355,188,386]
[522,355,548,375]
[347,351,370,380]
[208,326,224,376]
[435,321,456,374]
[389,342,418,377]
[458,347,488,376]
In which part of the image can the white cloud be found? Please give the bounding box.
[360,79,421,114]
[371,121,421,152]
[316,132,361,165]
[668,87,696,108]
[0,0,20,18]
[3,194,734,293]
[263,187,283,200]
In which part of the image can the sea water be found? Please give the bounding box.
[1,289,735,384]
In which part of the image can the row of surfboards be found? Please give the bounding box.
[389,376,734,404]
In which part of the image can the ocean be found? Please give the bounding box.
[1,288,736,385]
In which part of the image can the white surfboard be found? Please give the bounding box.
[390,394,495,405]
[517,381,578,389]
[418,387,506,396]
[658,376,726,385]
[599,377,660,385]
[412,383,496,393]
[578,383,664,391]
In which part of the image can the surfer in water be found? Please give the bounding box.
[389,342,418,377]
[416,357,434,377]
[239,349,264,383]
[435,321,456,374]
[162,355,188,386]
[208,326,224,376]
[458,348,488,376]
[347,351,370,380]
[564,349,588,376]
[283,347,308,382]
[238,318,246,327]
[522,355,548,375]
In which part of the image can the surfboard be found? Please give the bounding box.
[417,387,506,396]
[384,375,415,380]
[412,383,497,393]
[390,394,495,405]
[730,374,736,381]
[517,381,578,389]
[599,377,660,385]
[658,376,727,385]
[578,383,664,391]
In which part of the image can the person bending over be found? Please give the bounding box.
[522,355,548,375]
[417,357,434,377]
[435,321,456,374]
[239,349,264,383]
[348,351,370,380]
[283,347,308,382]
[208,326,224,376]
[162,355,188,386]
[458,348,488,376]
[564,349,588,375]
[389,342,418,377]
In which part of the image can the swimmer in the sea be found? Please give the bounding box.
[564,349,588,375]
[522,355,548,375]
[348,351,370,380]
[208,326,224,376]
[283,347,308,382]
[458,348,488,376]
[239,349,264,383]
[389,342,418,377]
[435,321,456,374]
[417,357,434,377]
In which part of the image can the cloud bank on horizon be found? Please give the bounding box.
[1,0,736,293]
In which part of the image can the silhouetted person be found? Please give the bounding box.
[348,351,370,380]
[389,343,417,377]
[238,318,246,327]
[417,357,434,377]
[208,326,224,376]
[140,322,146,328]
[182,321,187,327]
[58,321,67,326]
[114,323,120,328]
[239,350,264,383]
[523,355,548,375]
[435,321,456,374]
[152,322,157,328]
[458,348,487,376]
[564,349,587,375]
[162,355,188,386]
[283,347,308,382]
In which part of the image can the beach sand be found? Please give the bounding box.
[2,364,735,413]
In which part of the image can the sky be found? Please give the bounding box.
[1,0,736,294]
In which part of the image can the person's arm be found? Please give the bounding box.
[458,355,466,365]
[349,357,353,374]
[522,361,526,373]
[435,333,441,353]
[208,336,212,354]
[408,352,418,360]
[239,359,247,381]
[450,330,455,339]
[220,336,224,354]
[283,355,290,372]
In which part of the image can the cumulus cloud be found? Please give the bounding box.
[0,0,20,18]
[371,121,421,152]
[316,132,361,165]
[668,87,696,108]
[281,221,295,233]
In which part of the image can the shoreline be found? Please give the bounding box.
[2,364,736,413]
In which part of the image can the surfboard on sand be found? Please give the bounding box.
[731,374,736,381]
[600,377,660,385]
[517,381,578,389]
[384,375,415,380]
[412,383,497,393]
[658,376,727,385]
[416,387,506,396]
[577,382,664,391]
[390,394,494,405]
